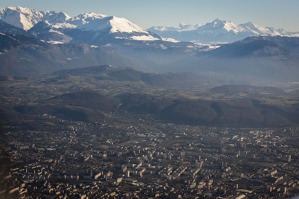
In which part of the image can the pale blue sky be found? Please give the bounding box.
[0,0,298,31]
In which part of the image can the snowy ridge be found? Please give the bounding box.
[0,6,70,30]
[149,19,290,35]
[0,6,152,36]
[0,6,43,30]
[52,15,147,33]
[148,19,299,43]
[0,6,163,43]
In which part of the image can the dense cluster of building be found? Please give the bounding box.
[1,113,299,198]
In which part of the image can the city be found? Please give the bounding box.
[1,112,299,198]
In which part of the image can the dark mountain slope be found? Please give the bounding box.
[14,91,119,122]
[47,91,119,111]
[206,36,299,58]
[0,33,145,76]
[118,93,297,127]
[50,65,207,88]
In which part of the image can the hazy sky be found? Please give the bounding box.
[0,0,298,31]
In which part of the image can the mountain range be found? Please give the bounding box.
[0,6,299,85]
[148,19,299,44]
[1,6,298,45]
[0,6,162,44]
[0,6,206,76]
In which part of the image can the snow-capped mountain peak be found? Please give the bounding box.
[108,16,147,33]
[206,19,241,33]
[0,6,71,30]
[211,19,224,26]
[53,14,148,33]
[44,11,71,24]
[0,6,43,30]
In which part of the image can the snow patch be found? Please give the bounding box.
[162,37,179,43]
[223,21,241,33]
[20,57,31,62]
[47,41,64,44]
[208,45,221,50]
[53,23,76,29]
[130,35,159,41]
[49,29,64,35]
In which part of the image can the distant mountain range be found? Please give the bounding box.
[1,6,298,45]
[148,19,299,44]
